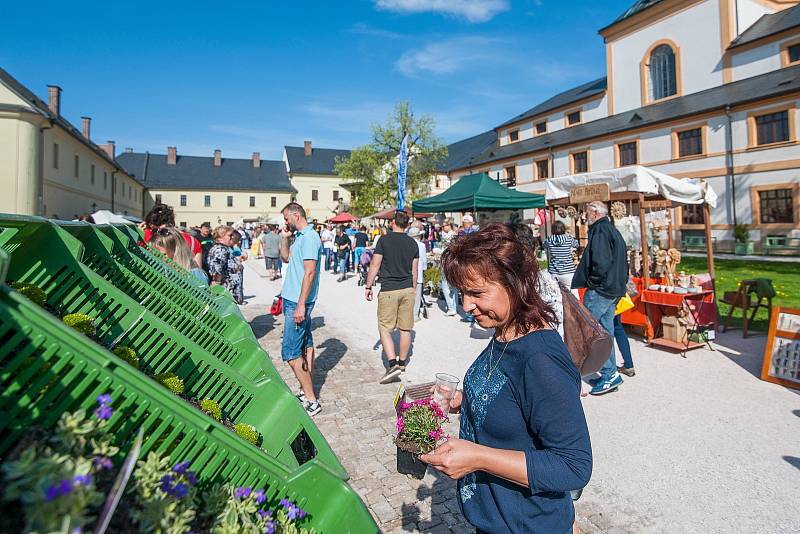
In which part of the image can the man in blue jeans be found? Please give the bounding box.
[572,200,629,395]
[280,202,323,416]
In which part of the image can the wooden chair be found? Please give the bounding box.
[721,279,774,337]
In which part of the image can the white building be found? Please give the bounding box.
[443,0,800,250]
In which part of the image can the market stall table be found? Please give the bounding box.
[641,289,715,357]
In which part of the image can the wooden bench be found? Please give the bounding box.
[681,235,716,252]
[763,236,800,256]
[720,279,774,337]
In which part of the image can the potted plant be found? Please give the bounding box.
[733,224,753,255]
[394,398,448,479]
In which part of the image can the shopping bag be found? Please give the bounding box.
[615,293,635,315]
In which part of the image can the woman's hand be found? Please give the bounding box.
[448,389,463,413]
[420,438,484,480]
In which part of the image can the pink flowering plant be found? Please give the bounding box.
[395,398,449,455]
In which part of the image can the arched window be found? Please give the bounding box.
[649,44,677,101]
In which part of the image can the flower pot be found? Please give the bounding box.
[735,242,754,255]
[396,447,427,479]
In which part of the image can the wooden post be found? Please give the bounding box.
[638,193,650,287]
[667,211,674,249]
[703,201,715,279]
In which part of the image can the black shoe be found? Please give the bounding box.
[398,361,407,373]
[379,365,402,384]
[617,366,636,377]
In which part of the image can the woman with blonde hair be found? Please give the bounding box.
[206,225,238,298]
[150,227,209,284]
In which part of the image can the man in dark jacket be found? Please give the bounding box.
[572,200,629,395]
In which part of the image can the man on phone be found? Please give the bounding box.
[280,202,323,416]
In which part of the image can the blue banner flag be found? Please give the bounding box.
[397,134,408,211]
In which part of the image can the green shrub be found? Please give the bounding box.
[11,282,47,306]
[155,373,184,395]
[234,423,260,446]
[62,313,95,336]
[112,346,139,369]
[199,399,222,422]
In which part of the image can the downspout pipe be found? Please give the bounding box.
[725,104,737,226]
[111,171,116,213]
[38,119,54,216]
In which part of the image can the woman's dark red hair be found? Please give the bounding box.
[441,223,557,336]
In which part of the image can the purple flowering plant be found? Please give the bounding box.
[395,397,449,455]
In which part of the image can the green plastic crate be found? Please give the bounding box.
[0,218,347,480]
[0,279,376,532]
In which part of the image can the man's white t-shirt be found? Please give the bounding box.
[321,228,335,250]
[415,239,427,283]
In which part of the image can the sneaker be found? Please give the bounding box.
[617,366,636,377]
[445,309,457,316]
[586,376,602,387]
[379,365,402,384]
[589,374,623,396]
[304,400,322,416]
[397,361,407,373]
[295,390,307,404]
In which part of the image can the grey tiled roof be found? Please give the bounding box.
[0,67,136,181]
[439,130,497,172]
[497,78,607,128]
[284,146,351,175]
[599,0,664,32]
[450,63,800,171]
[116,152,295,192]
[729,4,800,49]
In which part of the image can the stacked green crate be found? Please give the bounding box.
[0,267,376,532]
[0,215,347,481]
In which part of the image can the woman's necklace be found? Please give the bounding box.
[486,336,510,379]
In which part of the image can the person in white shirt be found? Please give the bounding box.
[320,224,335,271]
[408,227,428,321]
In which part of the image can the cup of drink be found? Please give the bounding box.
[432,373,460,412]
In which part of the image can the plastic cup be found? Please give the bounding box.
[432,373,460,411]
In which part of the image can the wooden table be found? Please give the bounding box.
[641,289,715,356]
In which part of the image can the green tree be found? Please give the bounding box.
[335,102,447,216]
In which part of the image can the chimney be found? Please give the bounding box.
[167,146,177,165]
[47,85,62,116]
[213,149,222,167]
[304,140,312,156]
[125,147,133,153]
[101,140,115,160]
[81,117,91,139]
[252,151,261,168]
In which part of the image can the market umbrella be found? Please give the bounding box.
[370,207,434,220]
[91,210,134,225]
[327,212,358,223]
[412,173,545,212]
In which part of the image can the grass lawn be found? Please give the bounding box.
[677,256,800,331]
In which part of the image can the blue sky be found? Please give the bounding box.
[2,0,632,160]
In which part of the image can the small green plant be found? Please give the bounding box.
[62,313,96,336]
[733,224,750,243]
[234,423,260,446]
[11,282,47,306]
[129,453,197,534]
[199,398,222,422]
[155,372,184,395]
[395,398,448,455]
[112,346,139,369]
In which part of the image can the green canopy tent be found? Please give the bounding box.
[412,172,546,213]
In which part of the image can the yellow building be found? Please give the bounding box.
[117,148,295,228]
[0,68,143,219]
[283,142,351,222]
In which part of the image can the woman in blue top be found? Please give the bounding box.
[421,223,592,534]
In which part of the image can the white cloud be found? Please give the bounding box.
[395,36,501,77]
[347,22,404,39]
[375,0,509,23]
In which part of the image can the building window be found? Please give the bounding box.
[566,110,582,126]
[503,166,516,186]
[90,164,95,184]
[179,222,186,228]
[333,190,340,201]
[755,111,790,146]
[535,159,549,180]
[312,190,319,201]
[204,195,211,207]
[104,171,107,190]
[53,143,59,168]
[682,204,704,225]
[155,194,162,204]
[571,151,588,173]
[271,196,277,208]
[786,43,800,65]
[649,44,677,101]
[249,196,256,207]
[677,128,703,157]
[74,155,80,178]
[535,121,547,135]
[227,195,233,207]
[129,185,132,199]
[508,130,519,142]
[759,188,794,223]
[180,194,187,206]
[618,142,638,166]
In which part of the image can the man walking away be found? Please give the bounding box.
[279,202,323,416]
[365,210,419,384]
[408,227,428,321]
[260,226,282,280]
[334,225,351,282]
[572,200,629,395]
[354,226,370,269]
